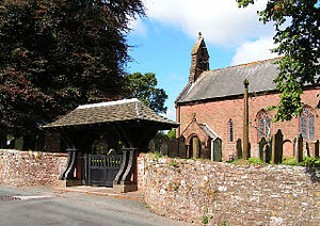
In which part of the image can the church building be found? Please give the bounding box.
[175,34,320,161]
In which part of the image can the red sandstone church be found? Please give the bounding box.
[175,34,320,161]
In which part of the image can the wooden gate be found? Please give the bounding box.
[85,154,123,187]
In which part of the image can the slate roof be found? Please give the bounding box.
[199,123,220,141]
[43,98,178,129]
[176,58,280,104]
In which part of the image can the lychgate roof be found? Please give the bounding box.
[176,58,279,104]
[43,98,178,129]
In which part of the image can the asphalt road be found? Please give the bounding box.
[0,186,190,226]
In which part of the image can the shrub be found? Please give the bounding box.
[282,157,300,166]
[248,157,264,164]
[303,157,320,167]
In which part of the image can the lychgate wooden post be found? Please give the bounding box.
[113,148,138,193]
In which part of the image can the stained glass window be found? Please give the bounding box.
[229,119,234,142]
[257,110,271,140]
[301,107,315,140]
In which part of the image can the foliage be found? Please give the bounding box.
[0,0,145,137]
[302,156,320,167]
[149,151,163,162]
[125,72,168,113]
[248,157,264,164]
[167,128,176,140]
[237,0,320,121]
[230,157,265,165]
[202,215,209,225]
[282,156,320,167]
[282,157,300,166]
[231,156,320,167]
[169,158,179,167]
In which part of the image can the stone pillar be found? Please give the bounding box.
[272,129,283,164]
[243,79,250,160]
[295,134,303,163]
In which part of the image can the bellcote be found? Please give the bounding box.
[189,32,210,83]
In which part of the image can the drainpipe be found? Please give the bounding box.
[176,105,181,138]
[176,104,181,157]
[211,139,214,161]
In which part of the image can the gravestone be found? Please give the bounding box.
[305,142,311,157]
[258,137,267,160]
[295,133,303,163]
[292,137,297,156]
[264,144,271,163]
[309,140,320,158]
[236,138,242,159]
[148,139,155,152]
[272,129,283,164]
[160,136,170,156]
[177,136,187,158]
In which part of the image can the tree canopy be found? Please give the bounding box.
[125,72,168,114]
[0,0,145,137]
[237,0,320,121]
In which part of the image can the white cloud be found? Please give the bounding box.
[231,36,279,65]
[161,107,176,121]
[128,18,147,37]
[143,0,274,47]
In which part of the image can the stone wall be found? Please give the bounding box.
[138,154,320,225]
[0,149,67,187]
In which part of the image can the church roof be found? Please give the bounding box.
[176,58,280,104]
[43,98,178,129]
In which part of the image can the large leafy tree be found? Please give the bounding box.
[0,0,145,139]
[125,72,168,114]
[237,0,320,121]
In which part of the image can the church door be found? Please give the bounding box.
[190,136,201,159]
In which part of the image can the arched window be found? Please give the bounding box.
[228,119,234,142]
[257,110,271,140]
[300,106,315,140]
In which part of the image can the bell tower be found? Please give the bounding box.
[189,32,210,83]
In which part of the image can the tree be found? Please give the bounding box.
[237,0,320,121]
[0,0,145,142]
[125,72,168,114]
[167,128,176,140]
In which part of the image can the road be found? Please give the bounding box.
[0,186,189,226]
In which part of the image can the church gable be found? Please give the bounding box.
[189,32,210,83]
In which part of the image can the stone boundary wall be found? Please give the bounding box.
[137,154,320,225]
[0,149,67,187]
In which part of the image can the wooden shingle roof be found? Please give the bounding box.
[43,98,178,129]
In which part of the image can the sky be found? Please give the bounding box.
[126,0,280,120]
